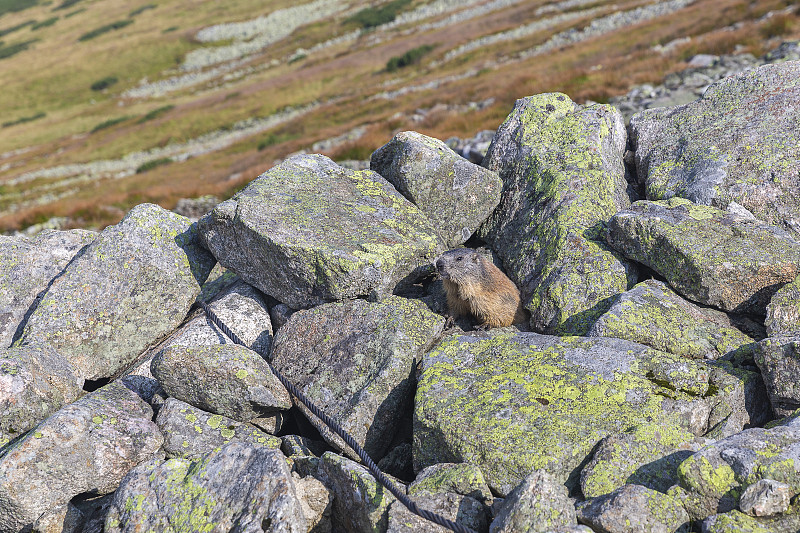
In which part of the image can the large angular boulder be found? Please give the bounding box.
[414,330,749,495]
[630,61,800,235]
[0,229,95,348]
[479,92,636,334]
[105,442,307,532]
[271,296,445,460]
[198,154,443,309]
[490,470,577,533]
[17,204,215,380]
[0,381,163,531]
[607,198,800,315]
[588,279,756,360]
[576,484,690,533]
[370,130,502,248]
[0,345,82,447]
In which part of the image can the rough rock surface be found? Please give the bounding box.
[198,153,442,309]
[105,442,307,532]
[630,61,800,235]
[155,397,281,460]
[480,92,636,334]
[588,278,756,360]
[576,484,690,533]
[386,491,488,533]
[18,203,215,380]
[414,330,748,495]
[489,470,577,533]
[271,296,444,459]
[738,479,793,517]
[0,345,82,447]
[370,130,502,248]
[0,229,96,348]
[676,424,800,519]
[765,274,800,336]
[151,343,292,422]
[0,381,163,531]
[755,336,800,416]
[607,198,800,314]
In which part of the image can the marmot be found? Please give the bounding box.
[435,248,526,329]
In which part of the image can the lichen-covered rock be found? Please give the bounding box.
[739,479,793,517]
[701,505,800,533]
[588,279,756,360]
[0,345,82,447]
[754,336,800,417]
[17,204,215,380]
[387,492,488,533]
[414,331,745,495]
[0,229,95,348]
[489,470,577,533]
[155,397,281,460]
[271,296,444,460]
[105,442,307,533]
[606,198,800,315]
[677,425,800,520]
[198,154,443,309]
[630,61,800,235]
[410,463,493,505]
[580,428,709,498]
[479,92,636,334]
[317,451,398,533]
[370,130,502,248]
[151,343,292,422]
[0,381,163,531]
[576,484,690,533]
[766,275,800,336]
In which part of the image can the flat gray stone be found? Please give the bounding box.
[370,130,502,248]
[18,203,215,380]
[198,154,442,309]
[630,61,800,235]
[151,343,292,422]
[479,92,636,334]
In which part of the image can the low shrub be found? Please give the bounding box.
[129,3,156,17]
[345,0,411,29]
[0,20,35,37]
[135,157,172,173]
[137,104,174,123]
[386,44,434,72]
[0,0,37,17]
[53,0,82,10]
[90,76,118,91]
[90,116,130,133]
[0,38,38,60]
[2,111,45,127]
[78,19,133,42]
[31,17,58,30]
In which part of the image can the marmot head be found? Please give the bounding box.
[435,248,485,284]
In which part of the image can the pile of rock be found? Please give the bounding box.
[1,59,799,532]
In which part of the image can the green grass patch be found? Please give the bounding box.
[0,0,38,17]
[90,76,118,91]
[2,111,45,127]
[345,0,411,29]
[0,38,38,60]
[53,0,81,10]
[386,44,434,72]
[0,20,35,37]
[78,19,133,42]
[90,116,131,133]
[31,17,58,30]
[162,25,178,33]
[135,157,172,173]
[129,3,156,17]
[137,104,174,123]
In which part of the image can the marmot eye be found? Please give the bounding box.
[456,256,463,261]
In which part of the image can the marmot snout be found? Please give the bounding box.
[435,248,526,328]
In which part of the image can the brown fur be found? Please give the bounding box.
[435,248,526,328]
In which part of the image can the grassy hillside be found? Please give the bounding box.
[0,0,797,231]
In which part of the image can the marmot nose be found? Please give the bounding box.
[435,258,444,272]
